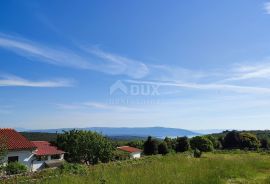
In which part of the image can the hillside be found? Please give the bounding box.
[4,152,270,183]
[28,127,199,137]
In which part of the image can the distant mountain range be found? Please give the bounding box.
[25,127,201,138]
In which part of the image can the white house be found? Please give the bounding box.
[0,128,65,172]
[117,146,142,159]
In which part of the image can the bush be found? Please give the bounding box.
[113,150,130,160]
[60,163,87,175]
[158,142,169,155]
[175,137,190,152]
[190,136,214,152]
[193,149,202,158]
[5,162,27,175]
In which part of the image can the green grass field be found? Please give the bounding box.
[5,152,270,184]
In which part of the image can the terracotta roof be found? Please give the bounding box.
[117,146,142,153]
[32,141,65,156]
[0,128,36,150]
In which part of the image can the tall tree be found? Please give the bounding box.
[57,129,113,164]
[175,137,190,152]
[143,136,158,155]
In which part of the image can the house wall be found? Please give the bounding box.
[4,150,34,171]
[32,154,65,171]
[130,152,141,158]
[4,151,65,172]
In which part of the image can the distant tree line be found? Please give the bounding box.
[141,130,265,157]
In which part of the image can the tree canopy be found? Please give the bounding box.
[56,129,113,164]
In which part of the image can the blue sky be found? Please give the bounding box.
[1,0,270,130]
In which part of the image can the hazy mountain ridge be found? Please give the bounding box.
[26,127,200,137]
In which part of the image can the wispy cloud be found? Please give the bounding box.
[56,101,142,112]
[126,79,270,94]
[226,62,270,81]
[264,2,270,14]
[0,33,149,79]
[85,47,149,79]
[0,74,73,87]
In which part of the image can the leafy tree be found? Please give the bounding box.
[223,131,260,150]
[164,137,176,151]
[143,136,158,155]
[190,136,214,152]
[239,132,260,150]
[204,135,221,149]
[175,137,190,152]
[260,138,269,149]
[57,129,113,164]
[158,142,169,155]
[222,131,242,149]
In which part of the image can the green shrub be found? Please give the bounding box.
[5,162,27,175]
[60,163,87,175]
[190,136,214,152]
[158,142,169,155]
[193,149,202,158]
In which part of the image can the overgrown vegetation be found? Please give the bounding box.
[3,152,270,184]
[5,162,27,175]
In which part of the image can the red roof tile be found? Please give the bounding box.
[0,128,36,150]
[32,141,65,156]
[117,146,142,153]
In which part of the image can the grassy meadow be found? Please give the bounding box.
[5,151,270,184]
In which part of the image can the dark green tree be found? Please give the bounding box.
[260,138,269,149]
[190,136,214,152]
[175,137,190,152]
[222,131,242,149]
[158,142,169,155]
[143,136,158,155]
[239,132,260,150]
[57,129,113,164]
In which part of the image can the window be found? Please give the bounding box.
[51,154,61,160]
[36,155,48,161]
[8,156,19,163]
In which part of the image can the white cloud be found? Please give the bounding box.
[126,79,270,94]
[264,2,270,14]
[0,74,73,87]
[56,101,142,112]
[86,48,149,79]
[230,63,270,81]
[0,33,149,79]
